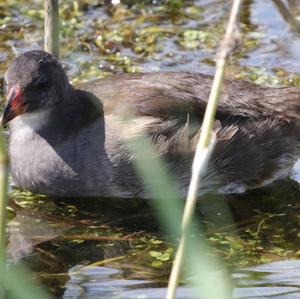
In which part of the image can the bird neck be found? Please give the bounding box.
[10,88,103,145]
[11,110,51,132]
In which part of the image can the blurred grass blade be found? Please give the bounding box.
[128,134,183,236]
[185,237,233,299]
[5,266,53,299]
[126,133,233,299]
[0,134,8,299]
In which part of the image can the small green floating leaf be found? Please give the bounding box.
[149,251,162,258]
[150,238,163,245]
[179,30,209,49]
[151,260,163,267]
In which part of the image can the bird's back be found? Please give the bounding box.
[78,72,300,194]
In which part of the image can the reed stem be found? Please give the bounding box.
[166,1,242,298]
[44,0,60,58]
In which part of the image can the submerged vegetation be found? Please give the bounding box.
[6,181,300,296]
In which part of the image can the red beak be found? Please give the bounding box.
[1,85,24,126]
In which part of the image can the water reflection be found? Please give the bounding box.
[234,260,300,298]
[7,213,70,262]
[241,0,300,72]
[62,260,300,299]
[64,266,193,299]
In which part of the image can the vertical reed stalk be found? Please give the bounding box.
[0,134,8,299]
[44,0,60,58]
[166,1,242,298]
[272,0,300,33]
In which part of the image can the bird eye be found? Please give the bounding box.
[35,75,48,88]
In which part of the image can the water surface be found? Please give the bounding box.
[2,0,300,298]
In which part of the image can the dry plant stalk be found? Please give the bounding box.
[272,0,300,33]
[165,1,242,298]
[44,0,60,58]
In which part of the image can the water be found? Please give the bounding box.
[234,260,300,298]
[54,262,300,298]
[3,0,300,298]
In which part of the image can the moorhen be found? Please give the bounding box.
[2,50,300,198]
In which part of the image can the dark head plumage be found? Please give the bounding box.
[2,50,72,125]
